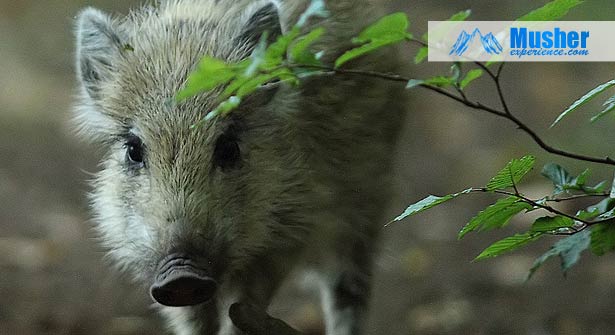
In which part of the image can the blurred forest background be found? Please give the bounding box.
[2,0,615,334]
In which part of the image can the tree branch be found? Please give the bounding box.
[468,188,615,235]
[473,188,588,224]
[290,63,615,166]
[546,193,610,202]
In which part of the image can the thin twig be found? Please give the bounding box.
[455,85,468,101]
[408,37,427,47]
[496,63,506,78]
[487,65,513,116]
[469,188,615,235]
[473,188,588,225]
[290,63,615,166]
[474,62,497,80]
[477,63,615,165]
[546,193,610,202]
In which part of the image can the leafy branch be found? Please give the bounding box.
[393,155,615,277]
[175,0,615,278]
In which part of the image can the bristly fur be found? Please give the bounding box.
[74,0,405,334]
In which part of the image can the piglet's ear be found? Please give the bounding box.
[238,1,283,49]
[75,7,124,99]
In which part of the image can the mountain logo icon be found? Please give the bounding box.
[449,28,503,56]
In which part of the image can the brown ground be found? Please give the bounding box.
[2,0,615,334]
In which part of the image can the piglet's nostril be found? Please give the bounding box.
[150,272,217,307]
[150,256,217,307]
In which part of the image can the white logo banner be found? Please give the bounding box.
[428,21,615,62]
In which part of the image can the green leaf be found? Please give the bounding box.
[590,94,615,123]
[598,208,615,221]
[551,79,615,127]
[245,33,269,76]
[576,208,601,221]
[541,163,578,195]
[406,79,424,89]
[541,163,571,193]
[335,41,391,68]
[335,13,411,68]
[586,181,608,194]
[574,195,615,220]
[221,75,251,100]
[193,96,242,126]
[486,155,536,191]
[414,47,428,64]
[541,163,606,194]
[517,0,584,22]
[576,168,590,186]
[407,76,457,89]
[176,57,238,101]
[297,0,329,27]
[474,233,541,261]
[212,96,241,117]
[264,27,301,68]
[218,69,298,114]
[237,69,296,98]
[530,216,575,233]
[393,189,473,223]
[450,63,461,82]
[448,9,472,22]
[424,76,456,87]
[590,223,615,256]
[587,197,615,216]
[354,12,410,44]
[290,27,325,65]
[485,61,499,67]
[526,229,590,280]
[458,196,532,239]
[459,69,483,89]
[576,171,608,194]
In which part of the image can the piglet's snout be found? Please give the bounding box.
[150,256,217,307]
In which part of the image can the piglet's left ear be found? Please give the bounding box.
[238,1,283,48]
[75,7,125,100]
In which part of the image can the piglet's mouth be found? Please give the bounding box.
[150,255,218,307]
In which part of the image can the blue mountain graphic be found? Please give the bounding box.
[449,28,503,56]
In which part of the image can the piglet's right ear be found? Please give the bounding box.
[75,8,124,99]
[238,1,283,50]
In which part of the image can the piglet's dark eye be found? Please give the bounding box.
[125,135,145,166]
[213,134,241,170]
